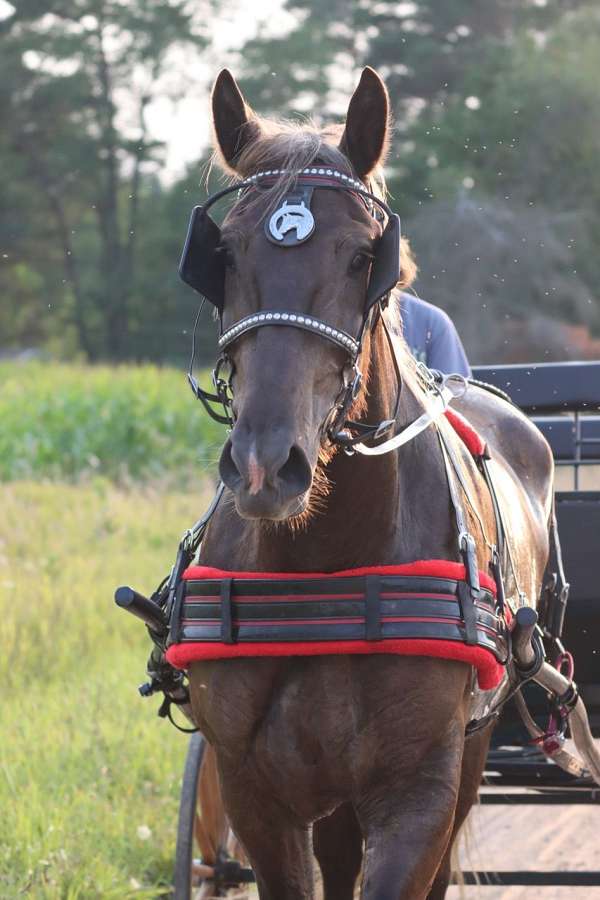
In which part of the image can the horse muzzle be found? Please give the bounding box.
[219,434,313,520]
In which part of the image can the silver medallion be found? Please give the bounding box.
[268,200,315,245]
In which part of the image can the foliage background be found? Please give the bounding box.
[0,361,222,481]
[2,5,600,894]
[2,0,600,365]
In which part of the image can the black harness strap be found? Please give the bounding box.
[365,574,383,641]
[478,453,508,614]
[220,577,234,644]
[176,570,505,659]
[456,582,479,648]
[539,507,570,641]
[436,428,480,644]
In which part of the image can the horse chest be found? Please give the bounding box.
[189,654,472,819]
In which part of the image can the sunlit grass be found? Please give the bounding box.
[0,480,215,898]
[0,361,224,482]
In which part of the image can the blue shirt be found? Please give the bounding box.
[396,293,471,377]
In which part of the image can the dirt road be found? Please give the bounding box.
[447,792,600,899]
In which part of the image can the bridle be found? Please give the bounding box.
[180,166,466,454]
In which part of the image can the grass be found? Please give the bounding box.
[0,362,227,895]
[0,479,216,898]
[0,361,224,482]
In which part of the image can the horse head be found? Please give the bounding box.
[208,67,415,520]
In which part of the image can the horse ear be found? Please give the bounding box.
[211,69,260,171]
[339,67,390,179]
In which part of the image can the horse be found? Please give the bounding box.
[187,67,554,899]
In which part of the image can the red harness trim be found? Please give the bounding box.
[166,639,502,690]
[444,408,486,457]
[165,560,505,690]
[181,559,497,593]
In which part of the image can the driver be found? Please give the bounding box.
[397,292,471,377]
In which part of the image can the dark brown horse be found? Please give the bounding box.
[188,67,554,899]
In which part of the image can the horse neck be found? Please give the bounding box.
[254,317,453,571]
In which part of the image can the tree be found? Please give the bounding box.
[236,0,587,122]
[235,1,600,360]
[399,9,600,347]
[1,1,208,359]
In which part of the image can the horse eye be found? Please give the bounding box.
[218,246,236,271]
[349,252,370,273]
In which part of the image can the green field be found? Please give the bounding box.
[0,361,223,481]
[0,480,217,898]
[0,362,225,897]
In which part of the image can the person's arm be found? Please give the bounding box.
[427,310,471,377]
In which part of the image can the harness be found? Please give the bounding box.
[129,398,515,734]
[118,164,570,749]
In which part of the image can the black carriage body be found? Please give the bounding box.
[473,361,600,739]
[456,360,600,887]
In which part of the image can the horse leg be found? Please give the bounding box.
[357,719,465,900]
[313,803,363,900]
[426,724,493,900]
[219,776,315,900]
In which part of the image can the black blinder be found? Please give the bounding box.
[366,213,401,311]
[178,185,401,315]
[179,206,225,311]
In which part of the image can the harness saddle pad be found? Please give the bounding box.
[165,561,507,689]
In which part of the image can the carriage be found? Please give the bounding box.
[118,359,600,897]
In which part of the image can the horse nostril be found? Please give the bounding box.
[219,440,242,489]
[220,438,312,500]
[277,445,312,496]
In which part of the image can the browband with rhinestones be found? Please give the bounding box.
[239,167,365,191]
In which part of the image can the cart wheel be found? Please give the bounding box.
[174,732,255,899]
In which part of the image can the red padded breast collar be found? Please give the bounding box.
[165,559,508,690]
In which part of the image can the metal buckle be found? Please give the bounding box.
[181,528,195,552]
[211,355,234,420]
[342,364,362,398]
[212,356,232,393]
[459,531,480,595]
[373,419,395,440]
[443,373,469,400]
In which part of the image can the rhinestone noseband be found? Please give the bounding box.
[218,310,360,358]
